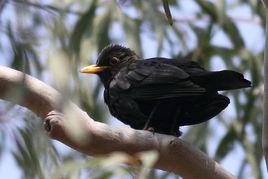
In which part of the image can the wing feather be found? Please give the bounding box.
[111,61,206,100]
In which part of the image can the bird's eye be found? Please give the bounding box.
[110,57,120,65]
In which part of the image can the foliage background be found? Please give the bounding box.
[0,0,266,178]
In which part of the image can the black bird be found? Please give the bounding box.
[80,44,251,136]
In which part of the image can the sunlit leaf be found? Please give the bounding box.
[69,0,97,54]
[138,150,159,179]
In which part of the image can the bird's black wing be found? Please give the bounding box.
[146,58,251,90]
[111,61,206,100]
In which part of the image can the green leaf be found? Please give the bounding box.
[190,23,213,48]
[221,16,244,49]
[182,123,209,149]
[95,10,111,52]
[214,127,237,161]
[123,15,142,55]
[196,0,217,21]
[138,150,158,179]
[162,0,173,25]
[196,0,244,49]
[7,24,30,73]
[155,27,165,56]
[69,0,97,54]
[207,46,236,59]
[171,25,189,53]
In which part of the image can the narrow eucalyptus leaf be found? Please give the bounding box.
[69,0,97,54]
[162,0,173,25]
[214,127,236,161]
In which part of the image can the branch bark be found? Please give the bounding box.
[0,65,234,179]
[262,0,268,172]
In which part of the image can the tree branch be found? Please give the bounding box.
[262,0,268,172]
[0,65,234,179]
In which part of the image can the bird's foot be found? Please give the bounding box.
[143,126,155,134]
[44,110,65,139]
[177,130,182,137]
[171,129,182,137]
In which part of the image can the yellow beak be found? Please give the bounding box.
[80,64,106,74]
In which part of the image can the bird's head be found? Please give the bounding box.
[80,44,138,86]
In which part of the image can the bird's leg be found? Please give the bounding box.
[171,107,182,137]
[143,103,160,132]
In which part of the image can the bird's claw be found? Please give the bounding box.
[43,110,65,139]
[143,126,155,134]
[172,130,182,137]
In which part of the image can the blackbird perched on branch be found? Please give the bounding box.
[80,44,251,136]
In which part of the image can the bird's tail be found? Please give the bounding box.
[193,70,251,91]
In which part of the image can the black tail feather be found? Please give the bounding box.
[193,70,251,91]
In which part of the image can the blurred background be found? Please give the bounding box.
[0,0,266,178]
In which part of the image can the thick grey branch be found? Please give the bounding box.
[0,65,234,179]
